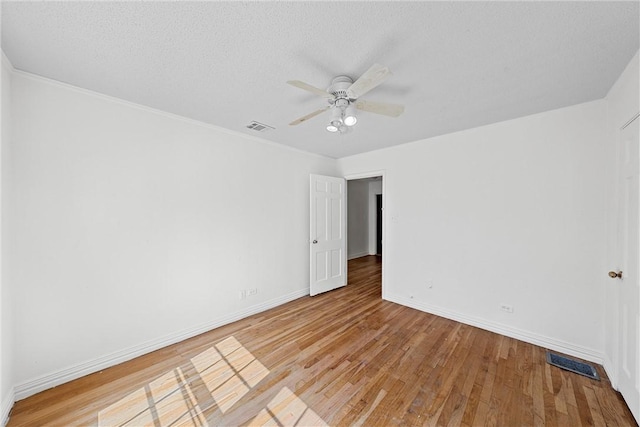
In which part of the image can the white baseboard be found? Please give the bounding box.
[386,293,604,364]
[14,288,309,401]
[1,388,14,427]
[347,251,370,260]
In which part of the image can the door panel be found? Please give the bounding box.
[616,116,639,423]
[310,174,346,296]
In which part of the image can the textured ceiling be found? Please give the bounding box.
[2,1,639,158]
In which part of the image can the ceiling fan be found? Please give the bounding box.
[287,63,404,134]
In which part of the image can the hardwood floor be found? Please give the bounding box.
[8,256,636,426]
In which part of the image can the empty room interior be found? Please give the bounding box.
[1,1,640,426]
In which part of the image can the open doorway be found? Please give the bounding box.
[345,174,383,297]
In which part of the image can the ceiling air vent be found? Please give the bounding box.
[246,121,275,132]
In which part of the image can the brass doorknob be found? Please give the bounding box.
[608,271,623,279]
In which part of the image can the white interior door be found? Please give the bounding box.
[310,174,346,296]
[614,115,639,423]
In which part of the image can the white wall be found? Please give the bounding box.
[339,100,609,362]
[347,180,369,259]
[9,71,337,398]
[603,50,639,383]
[1,55,14,423]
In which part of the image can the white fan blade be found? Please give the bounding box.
[354,99,404,117]
[287,80,334,99]
[289,106,330,126]
[346,63,391,99]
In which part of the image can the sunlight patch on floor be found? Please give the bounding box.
[250,387,327,426]
[191,336,270,413]
[98,336,325,426]
[97,366,206,426]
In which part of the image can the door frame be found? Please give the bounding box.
[376,194,383,255]
[344,170,387,299]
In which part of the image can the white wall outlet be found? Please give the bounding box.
[240,290,246,299]
[248,288,258,296]
[426,281,433,289]
[500,304,514,313]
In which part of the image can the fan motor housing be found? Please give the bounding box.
[328,76,354,99]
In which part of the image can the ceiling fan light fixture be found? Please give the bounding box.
[343,105,357,126]
[327,107,344,131]
[343,115,357,126]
